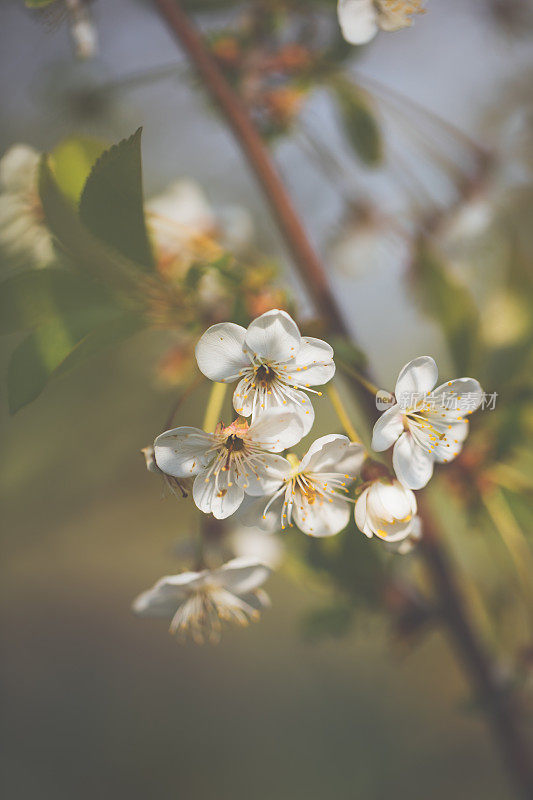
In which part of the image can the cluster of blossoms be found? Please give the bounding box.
[135,309,483,642]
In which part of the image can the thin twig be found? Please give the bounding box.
[152,3,533,796]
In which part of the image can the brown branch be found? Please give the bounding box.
[152,2,533,796]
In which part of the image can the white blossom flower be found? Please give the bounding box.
[261,434,366,537]
[154,410,305,520]
[195,309,335,435]
[355,479,419,542]
[337,0,425,45]
[133,557,271,644]
[371,356,483,489]
[0,144,55,267]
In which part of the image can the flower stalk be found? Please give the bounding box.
[327,383,361,443]
[202,381,228,433]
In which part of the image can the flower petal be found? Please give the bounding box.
[192,470,244,519]
[237,453,290,496]
[431,420,469,463]
[354,488,373,537]
[371,404,404,451]
[247,409,306,452]
[195,322,249,381]
[211,557,271,594]
[233,377,255,416]
[395,356,438,400]
[293,493,350,537]
[244,309,301,363]
[337,0,378,44]
[154,426,213,478]
[393,432,434,489]
[132,572,205,617]
[299,434,365,479]
[431,378,483,420]
[285,336,336,386]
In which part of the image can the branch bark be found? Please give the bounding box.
[153,2,533,795]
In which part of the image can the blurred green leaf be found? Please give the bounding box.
[412,242,480,375]
[331,76,383,167]
[7,308,144,414]
[79,128,155,271]
[25,0,56,7]
[39,155,148,298]
[0,269,115,336]
[51,136,106,205]
[54,311,146,378]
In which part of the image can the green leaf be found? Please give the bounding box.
[332,76,383,167]
[412,242,480,375]
[7,309,144,414]
[79,128,155,271]
[39,155,148,298]
[51,136,106,205]
[0,269,114,336]
[55,311,146,378]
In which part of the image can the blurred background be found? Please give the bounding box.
[1,0,532,798]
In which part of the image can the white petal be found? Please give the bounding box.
[192,470,244,519]
[337,0,378,44]
[432,420,469,463]
[431,378,483,420]
[393,432,434,490]
[285,336,336,386]
[373,481,416,521]
[354,488,373,537]
[244,309,301,363]
[395,356,438,400]
[0,144,39,192]
[373,518,415,543]
[293,493,350,537]
[237,453,290,496]
[299,434,365,479]
[195,322,249,381]
[249,383,315,436]
[247,409,306,452]
[233,377,254,416]
[212,557,271,594]
[154,427,213,478]
[132,571,205,617]
[371,405,404,451]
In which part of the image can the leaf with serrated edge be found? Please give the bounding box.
[79,128,155,271]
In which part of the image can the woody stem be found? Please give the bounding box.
[153,3,533,796]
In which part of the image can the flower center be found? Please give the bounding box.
[254,363,276,388]
[224,434,245,453]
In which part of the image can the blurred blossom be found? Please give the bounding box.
[372,356,483,489]
[329,204,412,276]
[0,144,55,268]
[66,0,98,60]
[355,479,419,542]
[228,525,284,569]
[382,517,422,553]
[337,0,425,45]
[195,309,336,434]
[133,557,272,644]
[155,338,196,387]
